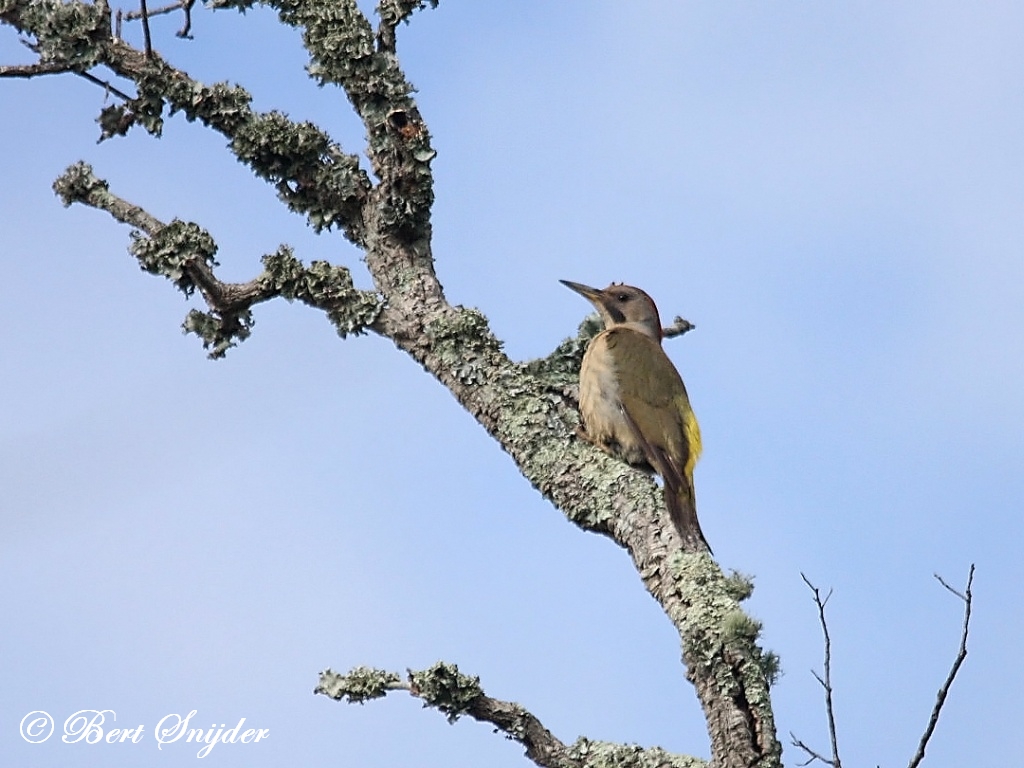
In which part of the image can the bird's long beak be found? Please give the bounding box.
[559,279,603,305]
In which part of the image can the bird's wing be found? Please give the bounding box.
[607,330,710,551]
[604,329,691,478]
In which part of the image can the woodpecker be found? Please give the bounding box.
[561,280,710,553]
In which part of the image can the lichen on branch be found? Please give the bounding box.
[51,162,383,357]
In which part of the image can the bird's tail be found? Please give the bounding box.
[620,412,712,554]
[665,482,713,555]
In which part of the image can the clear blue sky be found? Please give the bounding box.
[3,2,1021,766]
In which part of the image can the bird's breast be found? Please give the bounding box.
[579,333,647,466]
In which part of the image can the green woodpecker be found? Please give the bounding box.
[561,280,710,552]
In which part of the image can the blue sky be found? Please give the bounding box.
[2,2,1022,765]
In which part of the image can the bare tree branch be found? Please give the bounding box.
[0,59,70,77]
[177,0,194,38]
[138,0,153,57]
[791,574,842,768]
[123,0,181,20]
[906,564,975,768]
[0,51,132,100]
[76,70,133,100]
[792,566,975,768]
[122,0,196,38]
[663,316,696,339]
[789,734,835,767]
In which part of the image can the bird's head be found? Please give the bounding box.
[560,280,663,341]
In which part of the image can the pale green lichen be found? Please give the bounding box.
[182,308,253,359]
[377,0,439,29]
[723,570,755,602]
[425,308,504,386]
[52,161,106,206]
[723,610,762,642]
[408,661,483,723]
[315,665,401,703]
[129,219,218,296]
[17,0,109,71]
[569,737,706,768]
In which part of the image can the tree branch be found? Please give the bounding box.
[97,40,375,242]
[52,162,383,357]
[0,36,134,98]
[1,1,374,243]
[317,663,707,768]
[122,0,195,38]
[375,0,439,53]
[790,574,841,768]
[138,0,153,57]
[663,316,696,339]
[76,69,133,100]
[0,59,70,77]
[317,663,579,768]
[210,0,436,251]
[906,564,975,768]
[789,735,835,768]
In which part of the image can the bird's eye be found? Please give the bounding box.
[616,293,629,302]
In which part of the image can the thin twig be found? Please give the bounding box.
[0,60,69,77]
[4,37,133,100]
[123,0,187,20]
[791,573,842,768]
[139,0,153,57]
[76,71,133,101]
[177,0,195,39]
[123,0,195,38]
[663,315,695,339]
[790,733,835,767]
[0,61,132,102]
[906,564,975,768]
